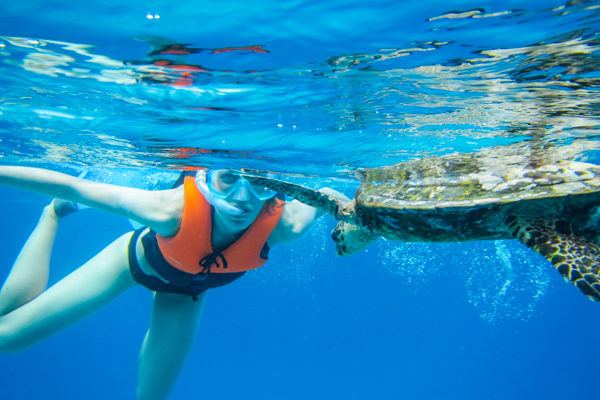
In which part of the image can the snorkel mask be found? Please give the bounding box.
[195,169,277,216]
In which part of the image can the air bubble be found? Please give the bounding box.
[463,240,550,323]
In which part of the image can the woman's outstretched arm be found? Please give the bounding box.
[0,166,182,236]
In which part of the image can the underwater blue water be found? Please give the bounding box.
[0,0,599,399]
[1,186,599,400]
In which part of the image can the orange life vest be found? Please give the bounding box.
[156,175,284,274]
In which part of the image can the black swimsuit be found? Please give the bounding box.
[127,228,246,300]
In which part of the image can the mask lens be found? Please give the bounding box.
[208,170,240,197]
[208,169,277,200]
[249,183,277,200]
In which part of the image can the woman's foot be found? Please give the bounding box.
[51,198,79,218]
[47,171,88,219]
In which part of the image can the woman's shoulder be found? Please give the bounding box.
[151,186,185,235]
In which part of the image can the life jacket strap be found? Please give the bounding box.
[198,251,228,274]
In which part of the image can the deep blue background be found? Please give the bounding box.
[0,188,598,399]
[0,0,598,398]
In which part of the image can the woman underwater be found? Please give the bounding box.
[0,166,335,399]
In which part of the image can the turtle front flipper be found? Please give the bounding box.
[242,175,346,218]
[506,216,600,302]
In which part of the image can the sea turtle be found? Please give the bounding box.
[245,141,600,302]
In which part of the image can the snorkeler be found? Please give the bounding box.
[0,167,336,399]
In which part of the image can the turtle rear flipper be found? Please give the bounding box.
[506,216,600,302]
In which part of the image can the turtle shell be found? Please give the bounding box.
[357,142,600,211]
[353,141,600,242]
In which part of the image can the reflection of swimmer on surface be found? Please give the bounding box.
[136,59,209,86]
[0,166,339,399]
[1,36,269,88]
[147,42,268,56]
[132,38,269,87]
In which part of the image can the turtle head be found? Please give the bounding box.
[331,221,380,256]
[335,199,358,222]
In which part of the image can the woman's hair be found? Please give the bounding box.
[172,170,196,188]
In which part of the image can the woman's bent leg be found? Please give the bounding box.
[137,291,205,400]
[0,205,61,315]
[0,232,137,351]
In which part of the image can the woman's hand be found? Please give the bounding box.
[317,187,350,202]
